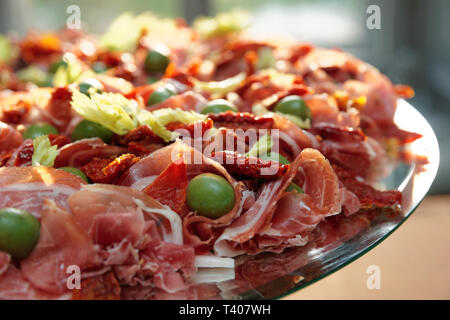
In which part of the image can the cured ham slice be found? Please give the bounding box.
[21,199,101,295]
[119,141,246,253]
[0,251,10,278]
[0,121,23,152]
[143,154,188,214]
[312,123,376,178]
[332,165,402,208]
[304,95,360,129]
[67,184,196,293]
[215,148,341,257]
[256,148,341,251]
[54,138,127,168]
[0,265,70,300]
[0,166,85,218]
[68,184,183,245]
[272,113,318,158]
[0,87,77,134]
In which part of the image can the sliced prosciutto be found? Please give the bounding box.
[215,148,341,257]
[20,199,101,295]
[0,265,70,300]
[67,184,183,246]
[0,121,23,152]
[119,141,247,253]
[0,251,10,278]
[0,87,76,133]
[67,184,196,294]
[0,166,85,218]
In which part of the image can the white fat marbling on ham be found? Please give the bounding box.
[0,252,11,278]
[134,198,183,245]
[194,256,235,269]
[0,167,85,218]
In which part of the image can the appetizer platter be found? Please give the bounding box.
[0,12,438,299]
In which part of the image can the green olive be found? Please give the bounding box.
[23,123,59,140]
[145,49,170,73]
[71,119,114,144]
[201,99,237,114]
[78,78,103,96]
[274,95,312,121]
[258,152,290,165]
[0,208,40,259]
[91,62,108,73]
[59,167,89,183]
[147,85,176,106]
[187,173,235,219]
[286,183,304,193]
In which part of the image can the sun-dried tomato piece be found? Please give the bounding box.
[71,272,121,300]
[95,50,123,67]
[6,139,34,167]
[19,33,62,64]
[208,112,274,130]
[127,141,151,156]
[118,125,163,145]
[143,155,188,213]
[333,165,402,208]
[47,134,71,148]
[1,100,31,124]
[0,151,12,167]
[310,123,366,143]
[167,119,214,138]
[81,154,140,184]
[211,151,289,180]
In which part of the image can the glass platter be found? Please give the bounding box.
[216,99,440,300]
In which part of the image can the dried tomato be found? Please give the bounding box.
[118,125,163,145]
[1,100,31,124]
[208,112,274,130]
[211,151,289,180]
[167,119,214,138]
[333,165,402,208]
[47,134,71,148]
[81,154,140,184]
